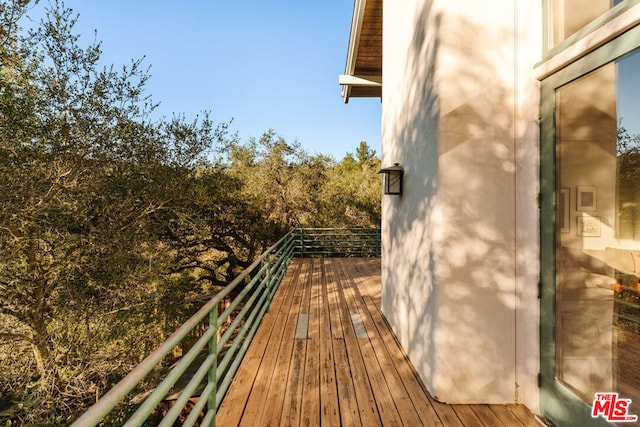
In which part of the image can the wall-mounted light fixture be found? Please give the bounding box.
[378,163,403,195]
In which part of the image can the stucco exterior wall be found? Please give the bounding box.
[381,0,540,408]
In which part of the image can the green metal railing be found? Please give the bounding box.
[71,228,379,427]
[296,228,381,257]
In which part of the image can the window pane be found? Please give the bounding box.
[555,49,640,411]
[552,0,621,46]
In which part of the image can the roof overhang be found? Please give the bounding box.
[340,0,382,103]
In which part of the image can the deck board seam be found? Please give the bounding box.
[351,260,457,427]
[332,259,393,425]
[217,258,541,427]
[325,258,365,426]
[257,259,311,426]
[217,259,303,424]
[242,259,307,425]
[339,258,426,426]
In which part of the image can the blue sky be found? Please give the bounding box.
[27,1,381,161]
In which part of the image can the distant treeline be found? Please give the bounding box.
[0,1,380,424]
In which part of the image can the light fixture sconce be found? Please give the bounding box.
[378,163,403,195]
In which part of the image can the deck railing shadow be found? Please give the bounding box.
[71,228,380,427]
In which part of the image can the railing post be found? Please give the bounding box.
[299,229,304,257]
[266,254,272,313]
[376,228,381,257]
[208,305,218,427]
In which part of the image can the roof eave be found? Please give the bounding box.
[340,0,382,103]
[342,0,368,103]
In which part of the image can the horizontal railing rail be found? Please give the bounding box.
[296,227,381,258]
[71,228,379,427]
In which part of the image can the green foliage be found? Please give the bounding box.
[323,141,381,227]
[617,121,640,239]
[0,1,381,424]
[223,130,326,229]
[221,135,381,230]
[0,2,222,423]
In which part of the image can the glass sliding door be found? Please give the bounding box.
[540,27,640,426]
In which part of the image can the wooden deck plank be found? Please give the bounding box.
[431,400,466,427]
[349,259,446,426]
[216,260,303,425]
[508,403,543,427]
[452,404,486,426]
[330,259,382,425]
[332,260,399,425]
[325,260,364,426]
[471,404,511,426]
[278,260,313,427]
[337,258,423,426]
[318,260,341,426]
[300,260,321,426]
[245,259,311,426]
[487,404,526,427]
[238,285,299,424]
[343,259,542,427]
[217,258,542,427]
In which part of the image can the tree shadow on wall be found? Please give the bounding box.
[384,0,539,404]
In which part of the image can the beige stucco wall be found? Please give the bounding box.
[381,0,540,408]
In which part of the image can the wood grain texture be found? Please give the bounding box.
[216,258,542,426]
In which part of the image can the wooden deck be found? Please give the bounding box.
[216,258,542,426]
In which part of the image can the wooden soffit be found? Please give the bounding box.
[340,0,382,103]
